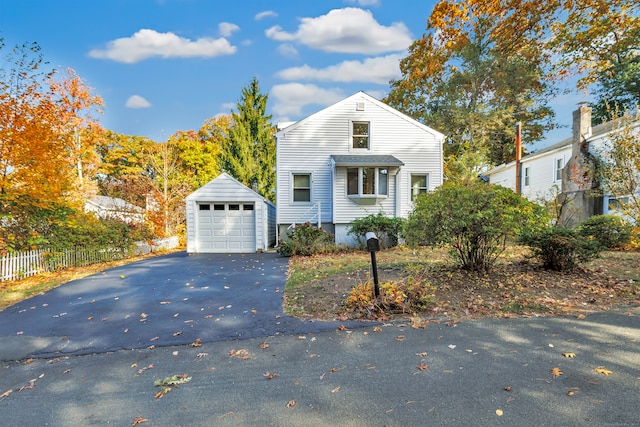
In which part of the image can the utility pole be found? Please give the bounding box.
[515,122,522,194]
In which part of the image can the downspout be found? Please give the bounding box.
[515,122,522,194]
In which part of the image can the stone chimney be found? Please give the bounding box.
[572,105,592,156]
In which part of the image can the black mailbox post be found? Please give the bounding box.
[365,232,380,298]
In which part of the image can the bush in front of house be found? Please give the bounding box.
[277,222,338,256]
[404,180,548,272]
[519,226,602,271]
[347,212,405,249]
[577,214,632,249]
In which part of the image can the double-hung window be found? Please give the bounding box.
[292,173,311,202]
[524,166,530,187]
[554,158,564,182]
[352,122,370,149]
[347,167,388,197]
[410,174,429,201]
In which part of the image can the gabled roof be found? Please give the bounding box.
[488,115,640,175]
[331,154,404,167]
[185,172,268,202]
[275,91,445,140]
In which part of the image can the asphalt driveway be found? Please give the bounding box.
[0,252,353,361]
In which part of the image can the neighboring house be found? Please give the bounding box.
[487,106,639,226]
[185,172,276,253]
[275,91,444,246]
[487,136,572,203]
[85,195,145,224]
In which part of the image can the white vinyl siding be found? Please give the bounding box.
[486,144,572,202]
[276,92,444,243]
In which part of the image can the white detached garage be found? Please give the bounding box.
[186,173,276,253]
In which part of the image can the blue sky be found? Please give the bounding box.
[1,0,586,147]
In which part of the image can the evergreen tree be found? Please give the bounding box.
[221,77,276,202]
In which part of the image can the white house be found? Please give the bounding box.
[84,195,145,224]
[487,137,572,203]
[487,106,639,226]
[185,173,276,253]
[275,91,444,246]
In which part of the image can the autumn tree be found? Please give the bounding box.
[550,0,640,124]
[95,131,156,207]
[593,111,640,227]
[386,0,558,166]
[0,41,104,251]
[220,77,276,202]
[48,68,104,195]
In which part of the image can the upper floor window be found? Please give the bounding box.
[292,173,311,202]
[352,121,369,149]
[524,166,530,187]
[554,158,564,181]
[347,167,388,197]
[411,174,429,201]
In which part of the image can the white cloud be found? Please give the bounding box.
[221,102,236,111]
[276,43,299,58]
[126,95,152,108]
[270,83,345,117]
[265,8,412,54]
[275,53,402,84]
[219,22,240,37]
[345,0,381,6]
[255,10,278,20]
[88,29,237,63]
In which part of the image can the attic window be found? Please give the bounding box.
[352,121,369,149]
[356,102,365,111]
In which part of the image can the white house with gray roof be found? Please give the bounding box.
[275,91,444,246]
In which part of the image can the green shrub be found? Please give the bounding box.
[277,223,337,256]
[578,215,632,249]
[348,212,405,249]
[404,181,548,272]
[519,226,601,271]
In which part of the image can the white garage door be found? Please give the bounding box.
[197,203,255,253]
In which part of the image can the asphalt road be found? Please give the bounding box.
[0,252,638,426]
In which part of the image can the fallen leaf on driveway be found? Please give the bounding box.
[263,371,279,379]
[229,349,250,360]
[396,335,405,341]
[191,338,202,347]
[550,367,564,378]
[259,342,270,349]
[417,363,430,371]
[562,352,576,358]
[331,387,340,393]
[132,416,148,426]
[0,389,13,400]
[594,367,613,376]
[496,409,504,416]
[286,400,296,408]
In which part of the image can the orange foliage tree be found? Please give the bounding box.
[0,41,103,251]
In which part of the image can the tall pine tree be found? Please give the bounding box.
[221,78,276,202]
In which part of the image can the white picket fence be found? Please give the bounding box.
[0,237,179,282]
[0,247,129,282]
